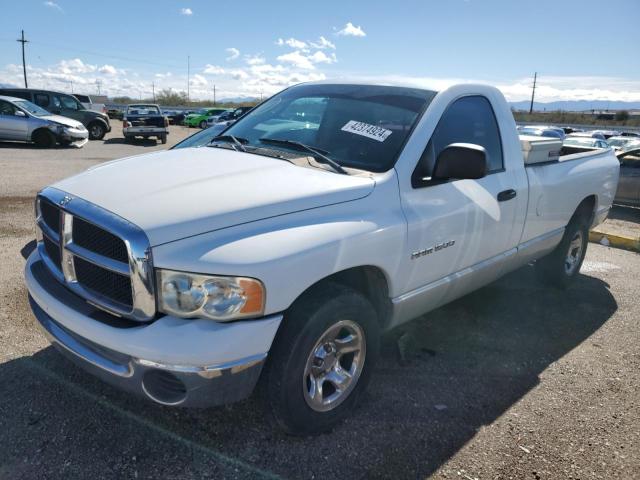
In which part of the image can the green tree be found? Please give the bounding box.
[615,110,630,122]
[155,89,188,106]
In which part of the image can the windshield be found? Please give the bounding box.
[14,100,51,117]
[127,105,160,115]
[223,84,436,172]
[171,124,228,149]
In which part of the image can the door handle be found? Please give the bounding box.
[497,189,517,202]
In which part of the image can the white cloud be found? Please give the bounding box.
[59,58,96,74]
[229,69,250,80]
[336,22,366,37]
[277,51,315,70]
[225,48,240,61]
[276,37,308,49]
[245,55,266,66]
[203,64,225,75]
[308,51,336,65]
[98,64,119,75]
[44,1,63,11]
[155,72,172,78]
[190,74,207,87]
[180,8,193,15]
[309,36,336,50]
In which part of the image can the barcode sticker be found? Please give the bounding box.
[341,120,392,142]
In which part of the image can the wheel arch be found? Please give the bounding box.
[30,127,56,144]
[288,265,393,330]
[571,194,597,226]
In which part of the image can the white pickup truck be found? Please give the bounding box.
[25,82,619,435]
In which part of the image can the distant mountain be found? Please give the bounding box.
[218,96,260,104]
[510,100,640,112]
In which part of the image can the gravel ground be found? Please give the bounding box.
[0,135,639,479]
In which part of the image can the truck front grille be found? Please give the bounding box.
[40,199,60,234]
[43,235,61,270]
[36,188,155,321]
[74,257,133,307]
[72,217,128,263]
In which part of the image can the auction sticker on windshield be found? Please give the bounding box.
[341,120,392,142]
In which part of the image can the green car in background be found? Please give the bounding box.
[183,108,229,128]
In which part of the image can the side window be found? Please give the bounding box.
[0,100,17,116]
[34,93,49,108]
[60,95,80,110]
[52,95,62,110]
[417,96,504,182]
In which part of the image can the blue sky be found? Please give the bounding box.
[1,0,639,102]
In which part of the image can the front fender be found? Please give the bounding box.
[151,177,407,316]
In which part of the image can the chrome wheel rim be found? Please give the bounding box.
[564,230,584,275]
[303,320,366,412]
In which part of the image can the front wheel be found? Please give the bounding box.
[88,122,106,140]
[536,218,588,289]
[32,129,56,148]
[261,283,379,435]
[199,120,207,129]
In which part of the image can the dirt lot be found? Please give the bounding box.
[0,132,639,479]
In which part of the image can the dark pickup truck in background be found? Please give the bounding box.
[123,104,169,144]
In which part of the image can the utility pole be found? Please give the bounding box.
[96,79,102,95]
[213,84,216,105]
[529,72,537,114]
[187,55,190,104]
[152,82,155,102]
[17,30,29,88]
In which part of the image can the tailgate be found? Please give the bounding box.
[127,115,165,128]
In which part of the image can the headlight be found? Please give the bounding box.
[156,269,265,321]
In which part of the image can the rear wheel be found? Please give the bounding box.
[160,133,167,144]
[536,218,588,289]
[32,129,56,148]
[199,120,207,129]
[261,282,379,435]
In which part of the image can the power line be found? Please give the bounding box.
[16,30,29,88]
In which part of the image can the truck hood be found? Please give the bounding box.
[52,147,375,246]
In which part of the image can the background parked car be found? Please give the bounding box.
[518,126,564,139]
[206,106,253,127]
[615,151,640,207]
[106,107,124,120]
[0,95,88,147]
[0,88,111,140]
[171,124,227,149]
[183,108,229,128]
[564,136,610,149]
[606,136,640,152]
[567,130,606,140]
[73,94,107,114]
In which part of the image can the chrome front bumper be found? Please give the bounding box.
[25,253,280,408]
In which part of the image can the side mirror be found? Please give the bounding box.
[433,143,488,180]
[15,110,26,117]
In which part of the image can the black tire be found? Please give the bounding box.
[199,120,207,129]
[260,282,380,435]
[123,135,132,143]
[32,129,56,148]
[160,134,167,144]
[535,217,589,289]
[88,122,106,140]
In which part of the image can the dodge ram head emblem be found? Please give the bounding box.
[59,195,73,206]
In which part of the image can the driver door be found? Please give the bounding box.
[0,100,29,141]
[399,95,527,307]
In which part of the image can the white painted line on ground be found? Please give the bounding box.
[25,358,283,480]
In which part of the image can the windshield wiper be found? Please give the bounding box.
[209,135,248,152]
[259,138,347,174]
